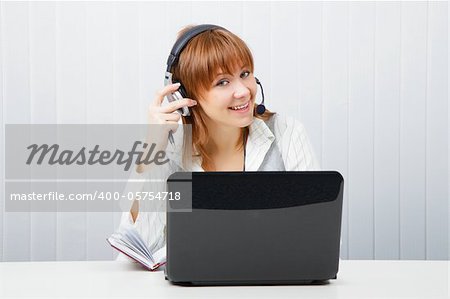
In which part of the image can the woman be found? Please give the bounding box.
[116,24,319,260]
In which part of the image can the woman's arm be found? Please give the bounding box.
[128,83,196,221]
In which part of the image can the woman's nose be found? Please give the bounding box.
[233,81,251,99]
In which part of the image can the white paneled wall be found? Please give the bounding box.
[3,1,31,262]
[426,1,449,260]
[1,1,448,261]
[29,1,57,261]
[86,2,115,261]
[0,0,3,262]
[448,0,450,261]
[348,2,375,259]
[322,2,352,259]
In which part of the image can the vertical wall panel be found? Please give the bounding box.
[85,2,114,261]
[2,1,31,262]
[113,2,146,259]
[55,1,87,261]
[269,2,299,118]
[297,2,323,164]
[112,2,140,124]
[348,2,375,259]
[399,2,428,260]
[139,2,169,126]
[374,2,401,260]
[111,1,141,259]
[448,0,450,262]
[242,2,271,107]
[0,1,4,262]
[322,2,349,259]
[29,1,57,261]
[426,1,448,260]
[86,2,114,125]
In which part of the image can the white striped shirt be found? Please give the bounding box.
[116,114,320,260]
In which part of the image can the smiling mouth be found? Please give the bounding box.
[228,101,250,111]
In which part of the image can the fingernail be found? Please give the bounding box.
[192,100,197,105]
[174,82,181,86]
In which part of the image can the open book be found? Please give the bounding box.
[107,224,166,271]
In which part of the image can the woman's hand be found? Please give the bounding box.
[137,83,197,173]
[148,82,197,128]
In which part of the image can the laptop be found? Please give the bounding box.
[165,171,344,285]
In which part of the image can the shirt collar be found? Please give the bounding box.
[170,117,275,172]
[244,117,275,171]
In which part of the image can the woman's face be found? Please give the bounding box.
[198,65,257,129]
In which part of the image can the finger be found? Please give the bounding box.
[164,112,181,122]
[161,98,197,113]
[152,83,181,106]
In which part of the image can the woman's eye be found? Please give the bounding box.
[241,71,250,78]
[217,80,229,86]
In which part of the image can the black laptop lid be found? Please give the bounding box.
[166,171,344,285]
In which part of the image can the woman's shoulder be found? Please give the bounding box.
[267,113,308,139]
[268,114,320,170]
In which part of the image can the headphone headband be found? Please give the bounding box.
[166,24,226,72]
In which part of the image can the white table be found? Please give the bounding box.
[0,260,448,298]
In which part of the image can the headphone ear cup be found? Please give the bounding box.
[178,84,188,99]
[172,84,191,117]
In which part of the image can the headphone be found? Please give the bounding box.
[164,24,266,117]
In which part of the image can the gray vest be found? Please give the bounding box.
[257,115,286,171]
